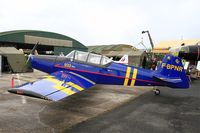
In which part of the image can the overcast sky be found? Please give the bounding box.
[0,0,199,48]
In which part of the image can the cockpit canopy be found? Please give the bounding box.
[66,50,112,66]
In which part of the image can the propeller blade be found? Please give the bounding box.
[26,54,32,64]
[26,42,39,64]
[30,42,39,55]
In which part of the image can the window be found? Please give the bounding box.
[87,53,101,64]
[65,50,112,66]
[74,51,89,62]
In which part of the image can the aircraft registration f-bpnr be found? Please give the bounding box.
[8,50,189,101]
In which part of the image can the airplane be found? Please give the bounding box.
[8,50,190,101]
[169,43,200,61]
[114,55,128,64]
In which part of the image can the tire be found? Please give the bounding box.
[154,89,160,95]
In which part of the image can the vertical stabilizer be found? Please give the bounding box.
[155,54,189,88]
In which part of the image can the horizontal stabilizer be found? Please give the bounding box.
[153,74,182,84]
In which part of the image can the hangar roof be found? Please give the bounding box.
[103,50,145,57]
[153,39,200,54]
[0,30,87,49]
[154,39,200,49]
[88,44,138,54]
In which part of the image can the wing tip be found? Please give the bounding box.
[8,88,52,101]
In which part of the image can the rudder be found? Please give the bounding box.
[155,54,189,88]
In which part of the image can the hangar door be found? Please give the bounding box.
[0,47,28,73]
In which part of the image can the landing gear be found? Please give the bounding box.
[154,89,160,95]
[153,87,160,95]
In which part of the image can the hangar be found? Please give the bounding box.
[88,44,147,67]
[153,39,200,54]
[0,30,87,73]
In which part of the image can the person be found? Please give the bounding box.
[151,58,157,70]
[142,57,147,68]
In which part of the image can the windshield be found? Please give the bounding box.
[65,50,74,59]
[65,50,112,65]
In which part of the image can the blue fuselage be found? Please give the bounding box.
[30,55,162,87]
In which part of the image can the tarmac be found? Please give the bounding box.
[0,70,152,133]
[65,80,200,133]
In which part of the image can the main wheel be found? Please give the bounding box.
[154,89,160,95]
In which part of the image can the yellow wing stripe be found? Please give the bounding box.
[67,82,84,91]
[45,78,63,85]
[45,78,77,95]
[54,85,75,95]
[130,68,138,86]
[43,76,55,78]
[124,67,131,86]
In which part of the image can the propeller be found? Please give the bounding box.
[26,42,39,64]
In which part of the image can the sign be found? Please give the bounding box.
[161,63,183,72]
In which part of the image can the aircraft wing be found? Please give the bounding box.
[8,71,95,101]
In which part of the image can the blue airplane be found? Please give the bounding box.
[8,50,189,101]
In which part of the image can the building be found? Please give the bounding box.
[0,30,87,73]
[88,44,147,67]
[153,39,200,54]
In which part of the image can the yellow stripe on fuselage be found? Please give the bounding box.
[130,68,138,86]
[124,67,131,86]
[67,82,84,91]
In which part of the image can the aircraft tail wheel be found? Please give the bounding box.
[154,89,160,95]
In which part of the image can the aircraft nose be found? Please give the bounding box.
[29,55,57,73]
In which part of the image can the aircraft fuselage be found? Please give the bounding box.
[30,55,161,87]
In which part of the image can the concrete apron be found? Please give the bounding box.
[0,71,152,133]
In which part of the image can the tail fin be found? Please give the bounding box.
[154,54,189,88]
[115,55,128,64]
